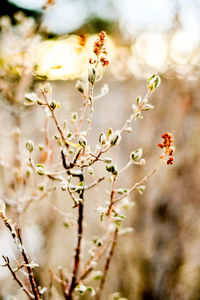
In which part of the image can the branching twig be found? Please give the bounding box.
[2,256,34,299]
[0,212,40,300]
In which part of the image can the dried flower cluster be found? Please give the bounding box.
[158,132,175,164]
[89,31,109,67]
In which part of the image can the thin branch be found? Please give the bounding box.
[0,212,40,299]
[114,158,164,204]
[2,256,34,299]
[84,177,105,190]
[95,228,118,300]
[80,238,112,281]
[16,227,41,300]
[66,171,85,299]
[41,90,69,149]
[106,175,117,216]
[59,267,68,300]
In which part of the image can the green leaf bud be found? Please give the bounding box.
[76,80,84,94]
[26,140,34,153]
[137,185,146,194]
[147,74,161,92]
[130,148,143,162]
[99,132,107,145]
[106,164,118,175]
[143,104,154,111]
[88,68,96,84]
[109,130,121,146]
[79,136,87,147]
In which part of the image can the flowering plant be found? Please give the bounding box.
[0,28,174,300]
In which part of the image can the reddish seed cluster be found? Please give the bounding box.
[89,31,109,67]
[100,57,109,66]
[158,132,175,165]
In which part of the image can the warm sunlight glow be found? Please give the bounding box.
[35,34,116,80]
[133,33,167,70]
[170,30,198,64]
[35,36,87,80]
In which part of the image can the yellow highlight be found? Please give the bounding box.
[35,36,87,80]
[35,34,115,80]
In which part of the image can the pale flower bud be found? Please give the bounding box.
[137,185,146,194]
[99,132,107,145]
[26,140,34,153]
[109,130,121,146]
[24,92,37,103]
[88,68,96,85]
[143,104,154,111]
[76,80,84,94]
[130,148,143,162]
[79,136,87,148]
[147,74,161,92]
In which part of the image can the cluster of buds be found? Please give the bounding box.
[89,31,109,67]
[158,132,175,164]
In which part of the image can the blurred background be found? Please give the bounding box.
[0,0,200,299]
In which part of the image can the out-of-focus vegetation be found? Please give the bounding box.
[0,1,200,299]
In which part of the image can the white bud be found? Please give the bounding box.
[36,98,45,105]
[75,284,87,295]
[93,271,103,280]
[137,185,146,194]
[103,158,112,164]
[99,132,107,145]
[26,140,34,153]
[38,144,44,151]
[95,207,106,215]
[71,112,78,122]
[88,167,93,175]
[88,68,96,84]
[76,80,84,94]
[116,188,128,195]
[24,92,37,103]
[50,101,57,110]
[126,127,132,133]
[79,136,87,147]
[136,95,143,105]
[41,82,52,94]
[61,184,67,191]
[147,74,161,92]
[106,164,118,175]
[143,104,154,111]
[109,130,121,146]
[130,148,143,162]
[140,158,146,165]
[36,164,46,176]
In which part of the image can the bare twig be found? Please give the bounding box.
[106,175,117,216]
[95,228,118,300]
[66,171,85,299]
[16,227,41,300]
[41,90,69,149]
[114,158,165,204]
[2,256,34,299]
[84,176,105,190]
[0,212,40,299]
